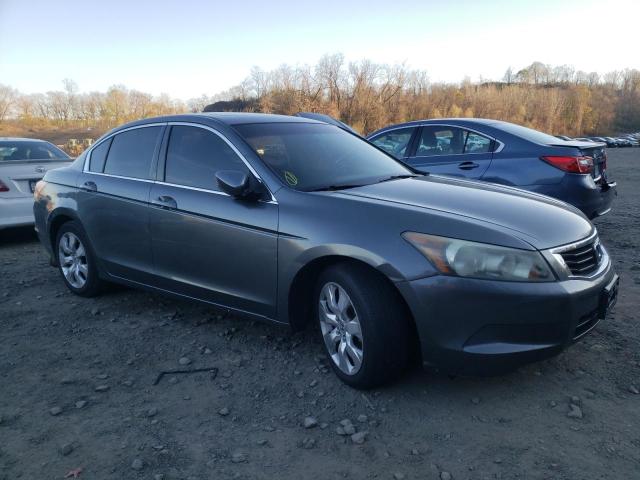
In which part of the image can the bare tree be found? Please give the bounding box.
[316,53,345,110]
[502,67,515,84]
[187,94,212,112]
[0,84,18,122]
[249,66,269,98]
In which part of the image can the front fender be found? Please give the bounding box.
[275,239,422,326]
[288,243,406,282]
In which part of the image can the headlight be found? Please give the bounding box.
[402,232,555,282]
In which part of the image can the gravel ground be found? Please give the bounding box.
[1,149,639,480]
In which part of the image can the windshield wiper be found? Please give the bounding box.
[306,183,367,192]
[308,174,421,192]
[375,174,420,184]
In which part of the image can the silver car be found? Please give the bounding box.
[0,138,72,229]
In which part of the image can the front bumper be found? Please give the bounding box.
[396,258,617,376]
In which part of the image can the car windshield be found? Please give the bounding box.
[494,122,567,145]
[234,122,413,191]
[0,140,70,162]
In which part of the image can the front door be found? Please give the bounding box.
[149,124,278,318]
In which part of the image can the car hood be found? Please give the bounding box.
[336,175,593,250]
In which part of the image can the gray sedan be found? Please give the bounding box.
[33,113,619,388]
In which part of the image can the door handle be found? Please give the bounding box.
[458,161,480,170]
[152,195,177,209]
[81,181,97,192]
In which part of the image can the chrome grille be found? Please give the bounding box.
[560,240,601,276]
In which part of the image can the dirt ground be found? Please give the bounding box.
[1,149,639,480]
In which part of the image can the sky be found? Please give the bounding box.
[1,0,638,100]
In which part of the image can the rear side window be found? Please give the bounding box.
[370,128,415,158]
[164,126,249,191]
[88,138,112,172]
[464,132,493,153]
[104,126,162,179]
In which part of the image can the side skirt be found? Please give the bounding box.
[103,272,288,328]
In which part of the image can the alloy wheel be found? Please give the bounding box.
[318,282,364,375]
[58,232,89,289]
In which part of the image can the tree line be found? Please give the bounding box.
[1,57,639,136]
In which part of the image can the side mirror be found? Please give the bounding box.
[216,170,253,198]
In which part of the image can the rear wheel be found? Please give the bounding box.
[56,221,103,297]
[316,263,410,389]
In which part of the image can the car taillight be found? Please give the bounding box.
[541,155,594,174]
[0,180,9,192]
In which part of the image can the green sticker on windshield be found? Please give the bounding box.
[284,171,298,186]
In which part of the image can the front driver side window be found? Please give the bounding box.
[370,128,415,159]
[164,126,249,191]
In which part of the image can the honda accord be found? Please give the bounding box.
[33,113,619,388]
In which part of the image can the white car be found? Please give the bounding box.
[0,138,72,229]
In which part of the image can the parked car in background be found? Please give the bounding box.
[603,137,621,147]
[587,137,615,148]
[33,113,619,388]
[555,135,573,141]
[620,136,639,147]
[367,119,616,219]
[0,138,72,229]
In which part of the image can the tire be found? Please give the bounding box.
[315,263,410,389]
[55,220,104,297]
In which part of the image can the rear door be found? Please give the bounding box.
[76,124,164,282]
[405,125,494,179]
[148,124,278,318]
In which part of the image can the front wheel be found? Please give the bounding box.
[316,263,410,389]
[56,221,104,297]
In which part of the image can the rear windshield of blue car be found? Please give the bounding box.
[494,122,564,145]
[0,141,70,161]
[234,122,413,191]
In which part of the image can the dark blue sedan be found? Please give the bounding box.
[367,119,617,219]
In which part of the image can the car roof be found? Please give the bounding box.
[367,118,511,137]
[201,112,323,125]
[115,112,323,131]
